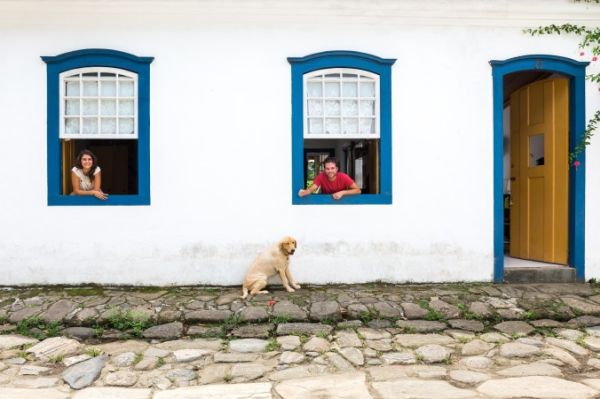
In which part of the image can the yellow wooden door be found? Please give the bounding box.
[509,77,569,264]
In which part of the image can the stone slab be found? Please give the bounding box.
[0,388,69,399]
[71,387,152,399]
[154,383,272,399]
[373,378,479,399]
[477,376,598,399]
[275,372,372,399]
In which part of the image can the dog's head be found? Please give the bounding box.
[279,236,297,256]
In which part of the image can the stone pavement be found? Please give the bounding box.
[2,283,600,398]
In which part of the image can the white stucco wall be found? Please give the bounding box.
[0,0,598,285]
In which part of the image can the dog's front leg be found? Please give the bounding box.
[286,268,301,290]
[278,269,295,292]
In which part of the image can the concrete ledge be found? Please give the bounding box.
[504,267,576,284]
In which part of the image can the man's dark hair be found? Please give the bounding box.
[323,157,338,167]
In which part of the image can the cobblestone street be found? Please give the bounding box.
[2,283,600,398]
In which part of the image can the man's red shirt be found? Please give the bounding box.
[314,172,355,194]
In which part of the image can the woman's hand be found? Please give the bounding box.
[93,190,108,200]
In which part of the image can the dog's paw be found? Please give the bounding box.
[258,290,269,294]
[285,287,296,292]
[292,283,301,290]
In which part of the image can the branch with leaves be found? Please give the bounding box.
[524,8,600,165]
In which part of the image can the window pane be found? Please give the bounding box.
[342,118,358,134]
[342,100,358,116]
[82,99,98,115]
[342,73,358,78]
[82,72,97,77]
[82,118,98,134]
[101,81,116,96]
[307,100,323,116]
[119,118,134,134]
[66,81,80,96]
[360,81,375,97]
[529,134,544,166]
[101,100,116,116]
[324,100,340,116]
[119,81,134,97]
[119,100,134,116]
[342,82,357,97]
[325,118,340,134]
[324,82,340,97]
[65,118,79,134]
[101,118,117,134]
[359,118,375,134]
[359,100,375,116]
[65,100,79,115]
[83,81,98,96]
[325,73,339,78]
[308,118,323,134]
[307,81,322,97]
[100,72,116,77]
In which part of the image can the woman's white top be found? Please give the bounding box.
[72,166,101,191]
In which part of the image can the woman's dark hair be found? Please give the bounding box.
[75,149,99,182]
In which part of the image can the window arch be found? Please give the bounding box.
[42,49,153,206]
[288,51,395,205]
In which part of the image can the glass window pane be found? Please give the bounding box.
[359,100,375,116]
[325,118,340,134]
[342,118,358,134]
[342,100,358,116]
[325,73,339,78]
[119,118,134,134]
[101,118,117,134]
[65,118,79,134]
[324,100,340,116]
[119,81,134,97]
[83,81,98,96]
[342,82,357,97]
[308,118,323,134]
[359,118,375,134]
[342,73,358,78]
[119,100,134,116]
[360,81,375,97]
[101,81,116,96]
[307,100,323,116]
[100,72,116,77]
[324,82,340,97]
[529,134,544,166]
[65,100,79,115]
[66,81,80,96]
[101,100,116,116]
[307,81,322,97]
[82,72,97,77]
[82,99,98,115]
[82,118,98,134]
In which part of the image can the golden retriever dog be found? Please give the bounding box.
[241,236,300,299]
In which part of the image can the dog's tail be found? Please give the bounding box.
[241,286,249,300]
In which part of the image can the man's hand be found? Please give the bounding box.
[298,189,310,197]
[332,191,344,200]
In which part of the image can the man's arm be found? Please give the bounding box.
[298,184,319,197]
[332,182,361,200]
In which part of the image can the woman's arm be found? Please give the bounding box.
[71,171,107,200]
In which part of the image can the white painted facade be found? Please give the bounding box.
[0,0,599,285]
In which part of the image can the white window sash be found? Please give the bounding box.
[303,68,380,139]
[59,67,138,140]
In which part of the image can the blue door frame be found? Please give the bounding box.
[490,55,589,283]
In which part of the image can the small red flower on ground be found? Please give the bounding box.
[267,298,276,307]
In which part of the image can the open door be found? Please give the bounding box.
[509,77,569,264]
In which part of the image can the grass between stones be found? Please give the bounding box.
[16,317,61,340]
[104,307,153,337]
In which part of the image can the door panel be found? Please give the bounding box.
[509,77,569,264]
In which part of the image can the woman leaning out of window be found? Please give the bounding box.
[71,150,108,200]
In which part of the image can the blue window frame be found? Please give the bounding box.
[288,51,396,205]
[42,49,153,206]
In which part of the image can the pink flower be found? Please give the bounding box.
[573,160,581,168]
[593,56,599,62]
[267,299,276,307]
[580,51,585,56]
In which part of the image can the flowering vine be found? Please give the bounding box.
[524,0,600,167]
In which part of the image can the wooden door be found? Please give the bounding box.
[509,77,569,264]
